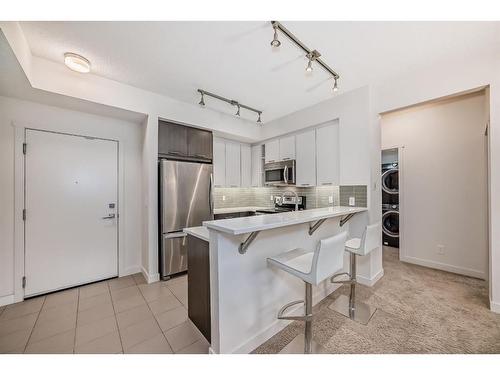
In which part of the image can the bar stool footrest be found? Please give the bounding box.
[330,272,353,284]
[277,300,312,321]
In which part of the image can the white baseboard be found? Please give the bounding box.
[400,255,486,280]
[490,300,500,314]
[230,282,342,354]
[141,267,160,284]
[0,294,15,307]
[357,268,385,287]
[121,266,141,277]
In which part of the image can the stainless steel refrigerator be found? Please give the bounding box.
[159,159,213,280]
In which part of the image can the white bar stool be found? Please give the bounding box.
[267,231,348,354]
[329,222,381,325]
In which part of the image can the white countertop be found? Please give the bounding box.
[213,206,271,215]
[183,226,210,241]
[204,206,368,235]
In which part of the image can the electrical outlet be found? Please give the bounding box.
[222,195,226,201]
[270,195,274,201]
[328,196,333,204]
[348,197,355,206]
[437,245,445,255]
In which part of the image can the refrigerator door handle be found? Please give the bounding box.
[164,232,188,239]
[209,173,214,215]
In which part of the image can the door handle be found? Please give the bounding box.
[102,214,116,220]
[283,165,288,184]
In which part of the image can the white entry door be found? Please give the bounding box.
[25,129,118,297]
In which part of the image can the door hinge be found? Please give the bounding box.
[22,276,26,289]
[22,142,27,155]
[22,209,26,221]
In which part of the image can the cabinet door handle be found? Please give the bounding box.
[282,157,290,160]
[300,184,310,186]
[321,182,333,185]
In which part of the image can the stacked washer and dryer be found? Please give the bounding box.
[381,159,400,248]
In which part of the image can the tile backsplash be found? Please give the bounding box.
[214,185,367,210]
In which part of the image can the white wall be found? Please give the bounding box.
[0,95,143,303]
[381,92,488,278]
[373,51,500,312]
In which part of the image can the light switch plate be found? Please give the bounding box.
[349,197,355,206]
[270,195,274,201]
[328,196,333,204]
[222,195,226,201]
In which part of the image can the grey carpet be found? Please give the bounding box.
[253,247,500,354]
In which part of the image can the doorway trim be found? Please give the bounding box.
[12,122,129,303]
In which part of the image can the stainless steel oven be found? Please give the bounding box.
[264,160,296,186]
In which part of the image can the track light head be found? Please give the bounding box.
[199,92,205,106]
[305,55,313,73]
[270,26,281,47]
[235,104,241,116]
[257,113,262,123]
[333,77,339,92]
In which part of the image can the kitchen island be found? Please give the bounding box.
[201,206,368,354]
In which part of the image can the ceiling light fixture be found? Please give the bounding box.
[64,52,91,73]
[197,89,263,124]
[199,91,206,106]
[270,24,281,47]
[270,21,340,91]
[305,50,321,74]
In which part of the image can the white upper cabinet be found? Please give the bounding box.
[240,144,252,188]
[213,137,226,187]
[225,141,241,187]
[251,145,262,187]
[264,139,279,163]
[279,135,296,161]
[295,130,316,187]
[316,123,340,186]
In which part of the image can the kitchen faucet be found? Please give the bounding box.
[279,189,299,211]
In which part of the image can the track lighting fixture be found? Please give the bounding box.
[333,77,339,92]
[270,21,340,91]
[197,89,263,124]
[305,50,321,73]
[306,57,313,73]
[270,24,281,47]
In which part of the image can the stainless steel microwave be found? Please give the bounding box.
[264,160,296,186]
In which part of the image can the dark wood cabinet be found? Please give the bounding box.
[187,127,213,161]
[158,121,188,157]
[187,235,211,343]
[158,120,213,161]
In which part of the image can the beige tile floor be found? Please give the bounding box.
[0,273,210,354]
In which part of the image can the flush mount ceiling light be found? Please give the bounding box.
[197,89,263,124]
[64,52,91,73]
[270,21,340,92]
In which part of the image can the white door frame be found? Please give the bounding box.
[12,122,128,303]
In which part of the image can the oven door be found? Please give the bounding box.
[264,160,295,185]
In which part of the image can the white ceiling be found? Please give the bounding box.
[19,21,500,122]
[0,31,146,124]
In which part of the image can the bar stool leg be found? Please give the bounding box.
[279,282,326,354]
[329,252,377,325]
[304,283,312,353]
